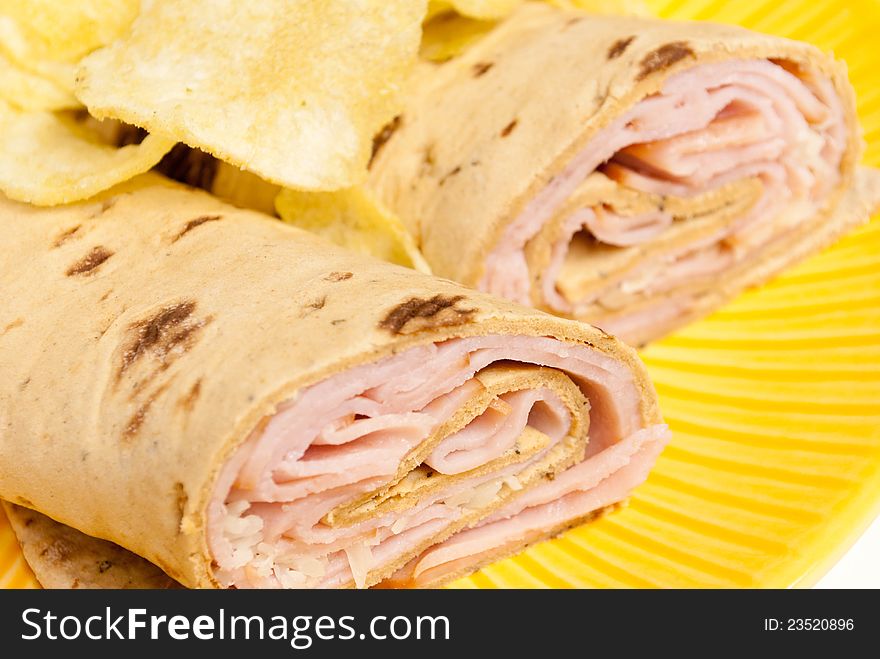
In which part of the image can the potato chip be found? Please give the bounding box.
[111,139,282,216]
[0,101,174,205]
[0,0,140,92]
[0,51,77,111]
[421,10,498,62]
[427,1,455,20]
[212,162,281,217]
[275,187,431,273]
[443,0,526,20]
[76,0,427,191]
[548,0,650,16]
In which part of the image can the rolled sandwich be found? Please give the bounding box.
[368,3,880,345]
[0,178,668,588]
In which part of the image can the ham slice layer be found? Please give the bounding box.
[480,59,847,344]
[208,335,669,588]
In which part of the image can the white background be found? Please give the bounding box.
[815,513,880,588]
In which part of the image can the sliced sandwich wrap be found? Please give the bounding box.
[0,178,667,588]
[368,3,880,344]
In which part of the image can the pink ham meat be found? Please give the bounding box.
[390,427,666,586]
[480,59,848,342]
[208,335,669,589]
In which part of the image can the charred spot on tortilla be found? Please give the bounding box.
[325,271,353,282]
[124,381,169,439]
[369,114,402,169]
[174,482,188,527]
[423,144,436,166]
[420,144,437,177]
[156,144,218,191]
[438,165,462,186]
[1,318,24,335]
[608,36,636,60]
[119,300,209,379]
[98,560,113,573]
[331,319,346,326]
[472,61,494,77]
[500,119,518,138]
[179,379,202,411]
[66,245,114,277]
[565,16,584,28]
[40,537,75,562]
[379,294,477,335]
[300,296,327,318]
[53,224,82,248]
[637,42,695,80]
[124,400,151,439]
[172,214,222,242]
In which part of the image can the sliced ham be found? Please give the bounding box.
[398,426,668,586]
[208,335,669,589]
[365,8,878,349]
[479,59,848,342]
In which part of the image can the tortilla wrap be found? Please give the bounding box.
[0,177,667,588]
[368,3,880,345]
[1,501,179,589]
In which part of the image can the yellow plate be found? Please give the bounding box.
[2,0,880,589]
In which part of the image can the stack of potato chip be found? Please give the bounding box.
[0,0,173,205]
[0,0,644,266]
